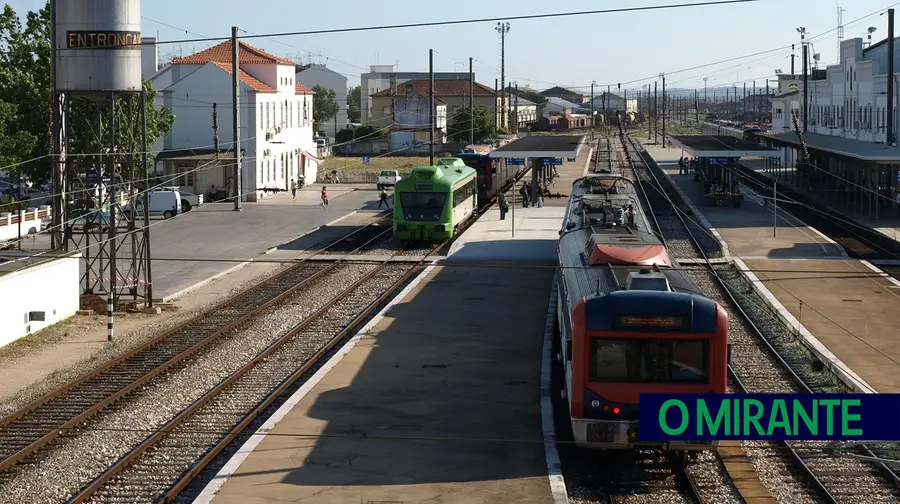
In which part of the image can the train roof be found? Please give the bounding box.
[558,174,706,303]
[395,164,477,191]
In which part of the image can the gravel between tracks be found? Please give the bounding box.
[0,262,379,504]
[83,263,415,503]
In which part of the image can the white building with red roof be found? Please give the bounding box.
[149,40,317,202]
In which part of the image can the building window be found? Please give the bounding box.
[260,162,264,183]
[289,102,293,128]
[259,103,264,130]
[266,104,270,129]
[383,105,391,114]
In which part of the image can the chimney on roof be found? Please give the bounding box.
[141,37,159,77]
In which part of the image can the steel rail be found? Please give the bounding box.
[625,135,900,502]
[71,208,469,502]
[612,134,710,504]
[0,215,393,473]
[68,259,421,502]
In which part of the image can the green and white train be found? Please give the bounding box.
[392,158,477,242]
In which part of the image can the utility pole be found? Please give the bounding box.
[695,89,699,123]
[494,78,498,136]
[791,44,796,76]
[429,48,434,165]
[496,22,510,130]
[753,80,757,124]
[591,80,595,141]
[802,43,809,132]
[743,82,747,120]
[653,81,658,144]
[704,77,708,109]
[231,26,242,211]
[661,73,666,145]
[514,82,519,134]
[469,57,474,145]
[888,8,896,146]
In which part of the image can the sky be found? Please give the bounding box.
[7,0,900,93]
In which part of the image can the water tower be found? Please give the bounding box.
[49,0,153,308]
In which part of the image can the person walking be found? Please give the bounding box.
[378,188,390,208]
[291,179,297,200]
[498,193,509,220]
[321,186,329,208]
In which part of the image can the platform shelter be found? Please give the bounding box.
[673,135,779,207]
[489,135,584,203]
[756,132,900,220]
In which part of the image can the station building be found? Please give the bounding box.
[148,41,318,202]
[765,36,900,220]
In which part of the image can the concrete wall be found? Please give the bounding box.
[0,207,51,242]
[0,253,81,348]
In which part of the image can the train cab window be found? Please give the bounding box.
[589,338,708,383]
[399,192,447,221]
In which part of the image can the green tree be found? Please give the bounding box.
[447,106,492,143]
[0,100,37,170]
[0,2,173,183]
[312,85,338,128]
[347,85,361,123]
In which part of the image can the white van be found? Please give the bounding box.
[124,190,182,219]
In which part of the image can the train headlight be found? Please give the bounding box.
[591,400,600,408]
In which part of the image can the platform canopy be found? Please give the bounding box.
[673,135,778,158]
[488,135,584,159]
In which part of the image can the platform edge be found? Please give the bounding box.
[541,271,569,504]
[188,261,439,504]
[731,256,876,394]
[860,260,900,290]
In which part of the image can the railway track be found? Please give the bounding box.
[557,136,737,504]
[0,219,397,474]
[69,261,421,503]
[0,176,512,502]
[624,135,900,504]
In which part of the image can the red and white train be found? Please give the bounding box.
[556,173,730,451]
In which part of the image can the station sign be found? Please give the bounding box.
[506,158,525,165]
[567,157,576,162]
[67,31,142,50]
[542,158,564,165]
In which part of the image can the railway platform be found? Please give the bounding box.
[190,137,592,504]
[640,139,900,394]
[23,186,388,302]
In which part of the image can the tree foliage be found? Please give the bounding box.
[335,124,388,144]
[312,85,338,127]
[0,2,173,183]
[446,106,493,143]
[347,85,361,123]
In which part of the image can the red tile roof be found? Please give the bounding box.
[211,62,276,93]
[172,40,295,66]
[296,82,312,95]
[371,79,498,98]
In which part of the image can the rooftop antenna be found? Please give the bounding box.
[838,4,846,57]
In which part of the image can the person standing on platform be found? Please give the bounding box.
[378,189,390,208]
[499,193,509,220]
[520,182,530,208]
[291,179,297,200]
[321,186,329,208]
[226,177,234,200]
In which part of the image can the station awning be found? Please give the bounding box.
[672,135,778,158]
[488,135,584,159]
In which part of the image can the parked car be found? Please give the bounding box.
[161,186,203,212]
[377,170,402,190]
[123,190,182,219]
[316,138,327,149]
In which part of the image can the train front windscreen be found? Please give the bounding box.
[589,338,709,383]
